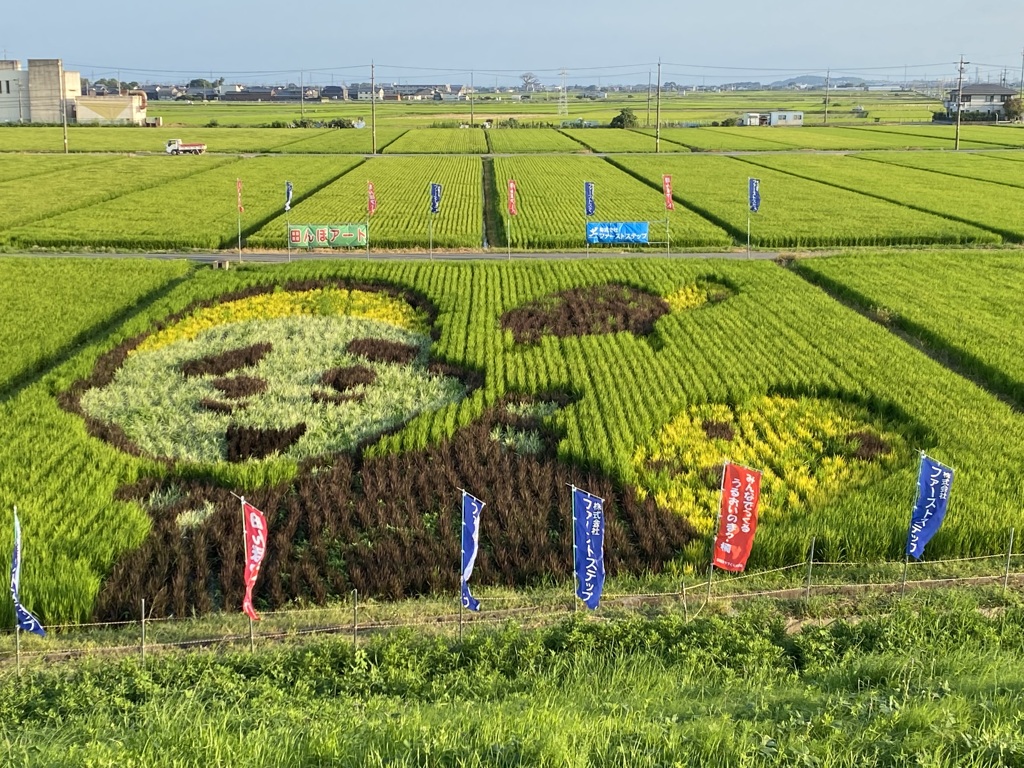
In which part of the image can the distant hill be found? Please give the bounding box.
[771,75,868,88]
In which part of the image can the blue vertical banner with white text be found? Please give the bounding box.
[584,181,596,217]
[748,178,761,213]
[11,509,46,637]
[572,486,605,610]
[461,491,484,611]
[430,182,443,214]
[906,454,954,560]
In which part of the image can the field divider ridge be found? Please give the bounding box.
[787,261,1024,413]
[601,156,743,243]
[731,154,1019,244]
[228,157,369,249]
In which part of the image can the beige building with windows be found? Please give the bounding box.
[0,58,147,125]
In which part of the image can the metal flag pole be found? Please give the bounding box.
[708,462,728,605]
[458,488,465,642]
[1004,527,1015,595]
[366,217,370,259]
[428,215,433,260]
[568,483,578,613]
[666,217,670,255]
[746,211,751,258]
[902,451,924,599]
[507,211,512,261]
[352,589,358,650]
[12,504,21,676]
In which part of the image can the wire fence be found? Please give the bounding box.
[2,540,1021,671]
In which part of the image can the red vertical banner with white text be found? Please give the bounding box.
[242,501,267,620]
[368,181,377,216]
[662,174,674,211]
[507,179,518,216]
[712,462,762,572]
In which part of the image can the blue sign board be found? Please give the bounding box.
[586,221,649,244]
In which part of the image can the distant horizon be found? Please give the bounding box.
[7,0,1024,89]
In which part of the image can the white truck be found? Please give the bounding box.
[165,139,207,155]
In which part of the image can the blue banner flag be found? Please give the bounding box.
[584,181,595,216]
[572,486,605,610]
[430,182,442,214]
[461,491,484,611]
[11,509,45,637]
[906,454,954,560]
[748,178,761,213]
[284,181,293,212]
[586,221,649,244]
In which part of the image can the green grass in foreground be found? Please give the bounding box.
[2,590,1023,767]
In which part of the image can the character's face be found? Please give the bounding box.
[80,287,465,464]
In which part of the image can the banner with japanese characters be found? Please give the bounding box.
[712,462,762,572]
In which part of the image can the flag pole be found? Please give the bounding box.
[239,495,254,648]
[569,483,578,613]
[12,504,21,676]
[1004,527,1015,596]
[458,488,465,642]
[708,462,728,604]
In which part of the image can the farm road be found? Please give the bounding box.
[6,249,788,263]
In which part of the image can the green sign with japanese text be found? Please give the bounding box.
[288,224,368,248]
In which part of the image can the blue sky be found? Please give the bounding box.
[7,0,1024,86]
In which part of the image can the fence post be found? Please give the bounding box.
[352,589,358,651]
[1004,527,1015,596]
[805,536,816,603]
[141,598,146,666]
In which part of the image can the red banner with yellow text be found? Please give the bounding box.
[242,500,268,620]
[712,462,762,572]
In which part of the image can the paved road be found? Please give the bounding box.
[5,249,791,263]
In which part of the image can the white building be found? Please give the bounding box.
[0,59,80,124]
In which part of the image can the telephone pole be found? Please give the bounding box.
[646,70,651,127]
[370,61,377,155]
[823,69,830,123]
[470,71,474,126]
[955,55,968,150]
[655,59,662,153]
[1019,47,1023,103]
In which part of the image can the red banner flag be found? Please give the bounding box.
[236,178,244,213]
[712,462,762,572]
[662,174,674,211]
[241,500,267,620]
[367,181,377,216]
[507,179,518,216]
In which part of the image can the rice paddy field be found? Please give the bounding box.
[2,251,1024,630]
[2,143,1024,250]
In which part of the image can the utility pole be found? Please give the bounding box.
[646,70,651,127]
[371,61,377,155]
[300,70,304,120]
[61,63,68,154]
[655,59,662,153]
[955,55,968,150]
[470,71,474,126]
[824,69,830,123]
[1019,48,1023,103]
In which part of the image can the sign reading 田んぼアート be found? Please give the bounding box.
[288,224,368,248]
